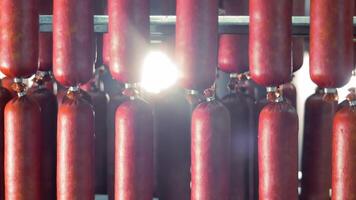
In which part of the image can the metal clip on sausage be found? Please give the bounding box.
[12,78,27,98]
[266,86,283,103]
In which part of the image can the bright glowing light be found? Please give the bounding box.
[141,51,181,94]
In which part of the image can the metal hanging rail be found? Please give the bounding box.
[39,15,356,36]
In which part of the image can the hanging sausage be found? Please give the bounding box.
[107,91,127,200]
[218,0,249,75]
[115,92,154,200]
[1,77,16,97]
[258,89,298,199]
[154,88,191,200]
[250,0,292,86]
[29,73,58,200]
[280,82,297,109]
[0,0,42,199]
[81,77,109,195]
[310,0,353,88]
[57,87,95,199]
[53,0,95,199]
[222,87,252,200]
[108,0,153,199]
[332,91,356,199]
[191,92,231,200]
[176,0,218,92]
[292,0,305,72]
[4,79,43,200]
[300,88,337,199]
[53,0,95,87]
[0,87,12,200]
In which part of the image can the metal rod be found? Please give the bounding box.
[40,15,356,36]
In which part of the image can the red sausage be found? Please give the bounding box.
[29,85,57,200]
[191,100,230,199]
[1,77,16,97]
[176,0,218,90]
[57,90,95,200]
[0,0,39,78]
[115,98,154,200]
[310,0,353,88]
[218,35,249,74]
[53,0,95,86]
[154,89,190,200]
[107,93,127,200]
[222,92,250,199]
[108,0,149,83]
[82,84,109,194]
[300,88,337,200]
[38,0,53,72]
[0,87,12,200]
[249,0,292,86]
[258,99,298,199]
[218,0,248,74]
[332,102,356,200]
[292,0,305,72]
[5,93,42,200]
[280,82,297,109]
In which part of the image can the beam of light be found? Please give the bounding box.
[141,51,181,94]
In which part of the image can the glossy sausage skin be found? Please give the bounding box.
[176,0,218,90]
[29,87,58,200]
[218,0,248,74]
[57,93,95,200]
[300,91,337,200]
[115,99,154,200]
[0,88,12,200]
[5,96,42,200]
[38,0,53,72]
[332,106,356,200]
[222,93,250,199]
[191,100,230,200]
[258,101,298,199]
[53,0,95,86]
[0,0,39,78]
[107,93,127,200]
[218,35,249,74]
[108,0,149,83]
[155,89,190,200]
[1,77,16,97]
[310,0,353,88]
[249,0,292,86]
[280,82,297,109]
[292,0,305,72]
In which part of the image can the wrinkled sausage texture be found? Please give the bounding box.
[332,105,356,200]
[5,96,42,200]
[300,91,337,200]
[249,0,292,86]
[258,101,298,200]
[176,0,218,91]
[108,0,149,84]
[57,93,95,200]
[191,100,231,200]
[310,0,353,88]
[0,0,39,78]
[53,0,95,86]
[115,99,154,200]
